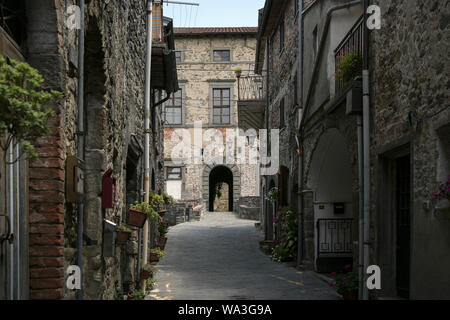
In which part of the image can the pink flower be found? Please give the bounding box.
[331,272,337,276]
[344,264,351,270]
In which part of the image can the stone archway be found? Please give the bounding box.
[202,164,240,212]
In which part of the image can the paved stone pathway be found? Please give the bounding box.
[147,212,340,300]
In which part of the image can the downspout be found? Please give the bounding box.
[8,140,13,300]
[141,0,153,292]
[357,114,364,299]
[296,0,303,267]
[298,0,362,269]
[76,0,85,300]
[362,0,371,301]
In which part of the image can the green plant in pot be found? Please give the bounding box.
[266,187,279,203]
[128,201,156,228]
[163,192,175,206]
[128,290,145,300]
[336,51,363,83]
[234,67,242,78]
[116,225,132,245]
[150,248,166,262]
[140,263,155,280]
[330,265,359,300]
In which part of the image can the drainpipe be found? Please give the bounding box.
[357,115,364,299]
[296,0,303,267]
[8,140,14,300]
[76,0,85,300]
[362,0,371,301]
[141,0,153,292]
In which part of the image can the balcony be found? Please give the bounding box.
[237,75,266,131]
[334,16,364,94]
[151,2,179,94]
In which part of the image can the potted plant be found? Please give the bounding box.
[434,176,450,204]
[266,187,279,203]
[128,201,155,228]
[336,51,363,83]
[163,192,175,206]
[150,248,166,262]
[116,225,132,245]
[140,263,155,280]
[157,223,168,250]
[127,290,145,300]
[234,67,242,78]
[330,265,359,300]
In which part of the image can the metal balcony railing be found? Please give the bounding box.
[237,75,265,102]
[334,16,364,93]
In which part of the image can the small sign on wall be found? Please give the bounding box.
[334,202,345,215]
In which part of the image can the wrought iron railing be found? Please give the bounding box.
[334,16,364,93]
[317,219,353,256]
[237,75,265,102]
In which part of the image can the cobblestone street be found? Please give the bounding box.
[147,213,340,300]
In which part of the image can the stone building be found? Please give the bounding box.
[255,0,449,299]
[164,28,260,216]
[0,0,177,300]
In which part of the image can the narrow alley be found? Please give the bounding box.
[148,213,339,300]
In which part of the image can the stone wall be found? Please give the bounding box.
[23,0,165,299]
[370,0,450,299]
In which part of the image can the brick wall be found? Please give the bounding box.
[28,108,65,300]
[26,0,66,300]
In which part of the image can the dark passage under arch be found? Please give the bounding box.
[209,166,233,212]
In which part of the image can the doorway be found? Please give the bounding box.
[209,166,233,212]
[396,155,411,299]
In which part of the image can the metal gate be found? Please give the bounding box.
[316,219,353,272]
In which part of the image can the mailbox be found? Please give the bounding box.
[102,169,116,209]
[102,219,116,257]
[334,202,345,215]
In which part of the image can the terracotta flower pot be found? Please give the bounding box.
[150,252,160,262]
[235,71,241,78]
[140,269,153,280]
[157,236,167,250]
[158,209,167,217]
[128,208,149,228]
[116,229,131,245]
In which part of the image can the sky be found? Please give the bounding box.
[162,0,266,28]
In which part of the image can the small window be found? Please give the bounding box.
[167,167,182,180]
[213,50,230,62]
[165,89,182,125]
[213,88,231,124]
[280,18,285,53]
[280,97,285,128]
[175,51,182,63]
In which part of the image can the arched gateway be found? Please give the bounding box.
[202,164,240,212]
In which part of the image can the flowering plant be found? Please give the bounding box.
[272,206,298,262]
[434,176,450,201]
[330,264,359,297]
[336,51,362,83]
[266,187,279,203]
